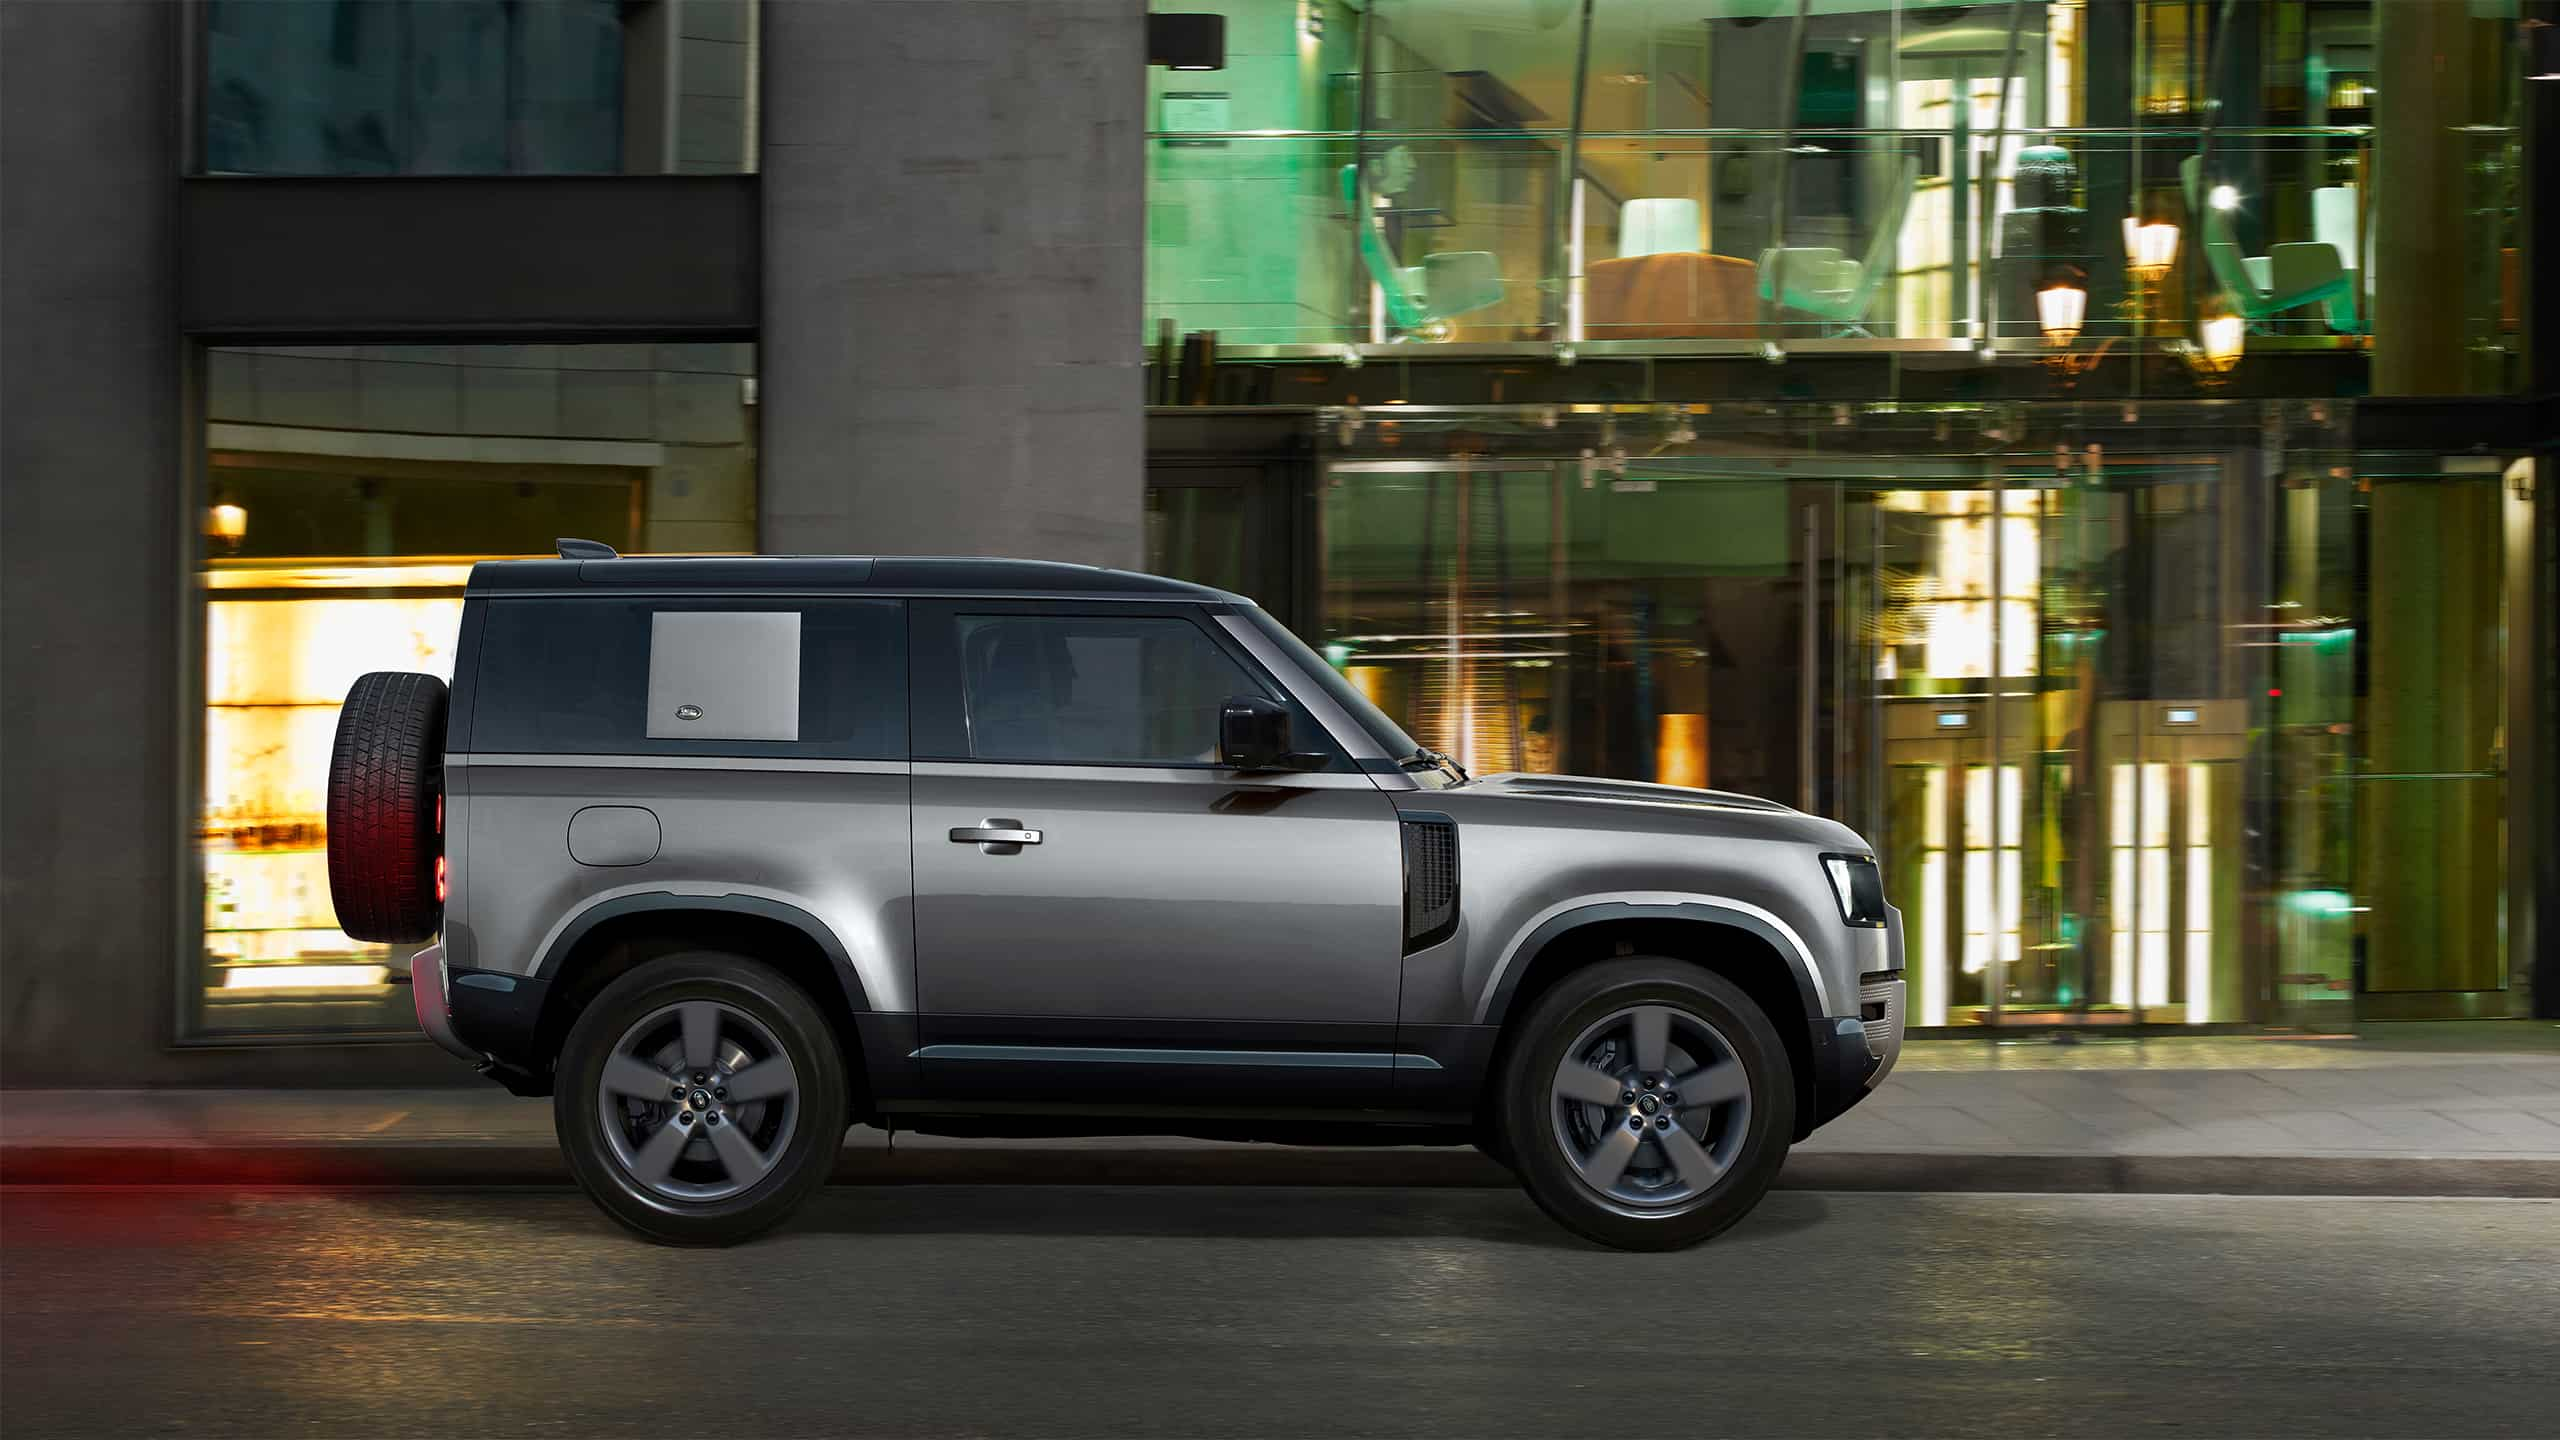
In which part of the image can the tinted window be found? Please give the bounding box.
[472,598,904,758]
[201,0,757,175]
[954,614,1258,765]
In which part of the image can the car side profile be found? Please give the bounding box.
[327,543,1905,1249]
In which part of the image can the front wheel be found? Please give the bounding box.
[555,953,849,1246]
[1498,958,1794,1251]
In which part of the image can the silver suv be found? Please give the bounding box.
[327,544,1904,1248]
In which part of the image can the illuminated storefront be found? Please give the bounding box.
[1151,400,2534,1028]
[1136,1,2544,1027]
[188,344,758,1038]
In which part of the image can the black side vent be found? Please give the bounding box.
[1400,812,1460,953]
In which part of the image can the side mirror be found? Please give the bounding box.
[1218,695,1291,771]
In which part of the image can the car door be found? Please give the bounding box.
[907,599,1407,1108]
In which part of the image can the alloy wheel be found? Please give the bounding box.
[1548,1003,1753,1211]
[597,1000,802,1203]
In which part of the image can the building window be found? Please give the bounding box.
[200,0,759,175]
[190,342,757,1039]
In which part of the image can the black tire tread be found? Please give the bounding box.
[326,670,447,943]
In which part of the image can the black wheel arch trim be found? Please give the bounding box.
[509,891,904,1105]
[1478,901,1826,1029]
[530,891,876,1015]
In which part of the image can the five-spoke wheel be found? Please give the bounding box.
[557,953,848,1246]
[1549,1004,1753,1209]
[598,1000,802,1202]
[1501,958,1793,1251]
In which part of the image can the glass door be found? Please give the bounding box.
[2348,462,2514,1017]
[1857,481,2052,1027]
[1847,452,2255,1029]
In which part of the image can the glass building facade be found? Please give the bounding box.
[1144,1,2545,1028]
[2,0,2525,1062]
[1154,402,2532,1028]
[1145,0,2527,383]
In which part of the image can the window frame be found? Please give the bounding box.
[906,598,1350,772]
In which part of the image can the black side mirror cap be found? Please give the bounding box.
[1218,695,1291,771]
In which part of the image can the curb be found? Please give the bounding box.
[7,1144,2558,1197]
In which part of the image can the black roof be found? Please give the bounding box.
[465,554,1244,603]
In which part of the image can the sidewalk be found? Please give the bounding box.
[6,1024,2557,1196]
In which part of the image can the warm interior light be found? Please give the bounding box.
[206,503,248,542]
[2197,313,2244,372]
[1655,713,1706,790]
[2036,284,2088,344]
[2121,219,2180,279]
[220,963,391,990]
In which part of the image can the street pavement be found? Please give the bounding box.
[7,1025,2557,1193]
[3,1186,2555,1437]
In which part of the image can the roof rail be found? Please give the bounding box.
[556,537,619,560]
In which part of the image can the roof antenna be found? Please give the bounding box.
[556,538,619,560]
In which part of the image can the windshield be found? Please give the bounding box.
[1241,608,1422,762]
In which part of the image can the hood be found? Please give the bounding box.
[1451,772,1799,816]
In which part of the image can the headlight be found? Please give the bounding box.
[1822,854,1888,928]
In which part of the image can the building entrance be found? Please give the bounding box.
[1201,410,2528,1030]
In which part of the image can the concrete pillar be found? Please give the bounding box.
[0,1,184,1083]
[760,0,1147,566]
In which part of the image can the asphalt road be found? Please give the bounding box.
[4,1186,2555,1438]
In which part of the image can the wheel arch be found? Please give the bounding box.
[529,894,878,1109]
[1480,906,1820,1139]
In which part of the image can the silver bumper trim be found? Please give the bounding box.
[1860,975,1907,1089]
[409,943,478,1061]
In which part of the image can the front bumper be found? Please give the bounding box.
[1858,971,1907,1090]
[409,943,552,1093]
[1801,897,1907,1133]
[1800,970,1906,1135]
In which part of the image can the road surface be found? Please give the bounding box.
[4,1186,2554,1436]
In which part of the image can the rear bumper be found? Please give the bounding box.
[409,943,476,1061]
[410,944,552,1093]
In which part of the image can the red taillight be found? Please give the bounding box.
[435,856,448,902]
[435,794,444,833]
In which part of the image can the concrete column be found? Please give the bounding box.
[0,1,185,1082]
[760,0,1147,566]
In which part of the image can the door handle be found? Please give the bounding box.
[949,819,1041,853]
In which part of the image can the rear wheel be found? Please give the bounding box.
[1498,958,1793,1251]
[555,953,848,1246]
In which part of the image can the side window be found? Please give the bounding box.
[954,614,1262,765]
[471,598,905,758]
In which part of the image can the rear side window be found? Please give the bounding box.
[469,598,905,759]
